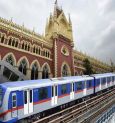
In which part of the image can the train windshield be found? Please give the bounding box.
[0,87,3,107]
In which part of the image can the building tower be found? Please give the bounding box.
[45,0,74,77]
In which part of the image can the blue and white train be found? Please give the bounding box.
[0,73,115,123]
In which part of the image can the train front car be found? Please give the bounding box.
[0,85,7,123]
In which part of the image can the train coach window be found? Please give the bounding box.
[30,90,32,103]
[61,84,67,94]
[76,82,83,91]
[107,77,111,83]
[39,87,48,100]
[24,91,27,104]
[87,80,92,88]
[55,86,57,96]
[96,79,100,86]
[112,76,114,82]
[101,78,106,85]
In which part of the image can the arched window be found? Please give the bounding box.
[22,43,24,49]
[18,59,27,75]
[47,52,50,58]
[0,33,1,39]
[31,63,38,80]
[75,71,78,76]
[33,46,35,53]
[46,51,48,57]
[1,35,5,43]
[8,38,12,45]
[28,44,30,51]
[62,64,69,77]
[5,55,14,66]
[15,40,18,47]
[12,39,15,46]
[36,48,38,54]
[42,65,49,79]
[25,44,27,51]
[43,51,45,56]
[38,48,41,55]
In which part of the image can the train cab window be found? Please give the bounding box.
[101,78,106,85]
[12,94,16,108]
[75,82,83,91]
[39,87,48,100]
[61,84,67,94]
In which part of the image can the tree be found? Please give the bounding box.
[83,58,93,75]
[110,59,115,72]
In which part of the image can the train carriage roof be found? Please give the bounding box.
[92,73,115,79]
[0,75,93,91]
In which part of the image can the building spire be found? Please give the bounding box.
[55,0,58,5]
[54,0,58,18]
[68,13,72,25]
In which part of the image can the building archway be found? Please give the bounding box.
[18,57,29,76]
[61,62,71,77]
[42,63,51,79]
[74,70,79,76]
[3,53,16,66]
[30,60,40,80]
[80,71,83,75]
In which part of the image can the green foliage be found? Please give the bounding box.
[83,58,93,75]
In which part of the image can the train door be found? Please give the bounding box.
[51,85,58,106]
[11,93,17,117]
[83,81,87,96]
[24,90,33,115]
[70,83,74,100]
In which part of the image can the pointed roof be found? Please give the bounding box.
[54,0,63,18]
[45,1,73,41]
[68,14,72,25]
[55,0,58,5]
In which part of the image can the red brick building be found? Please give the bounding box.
[0,1,111,80]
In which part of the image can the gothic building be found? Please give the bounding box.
[0,1,111,81]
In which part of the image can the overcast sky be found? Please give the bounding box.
[0,0,115,64]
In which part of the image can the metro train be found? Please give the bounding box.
[0,73,115,123]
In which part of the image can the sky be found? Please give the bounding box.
[0,0,115,64]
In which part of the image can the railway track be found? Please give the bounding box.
[33,87,115,123]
